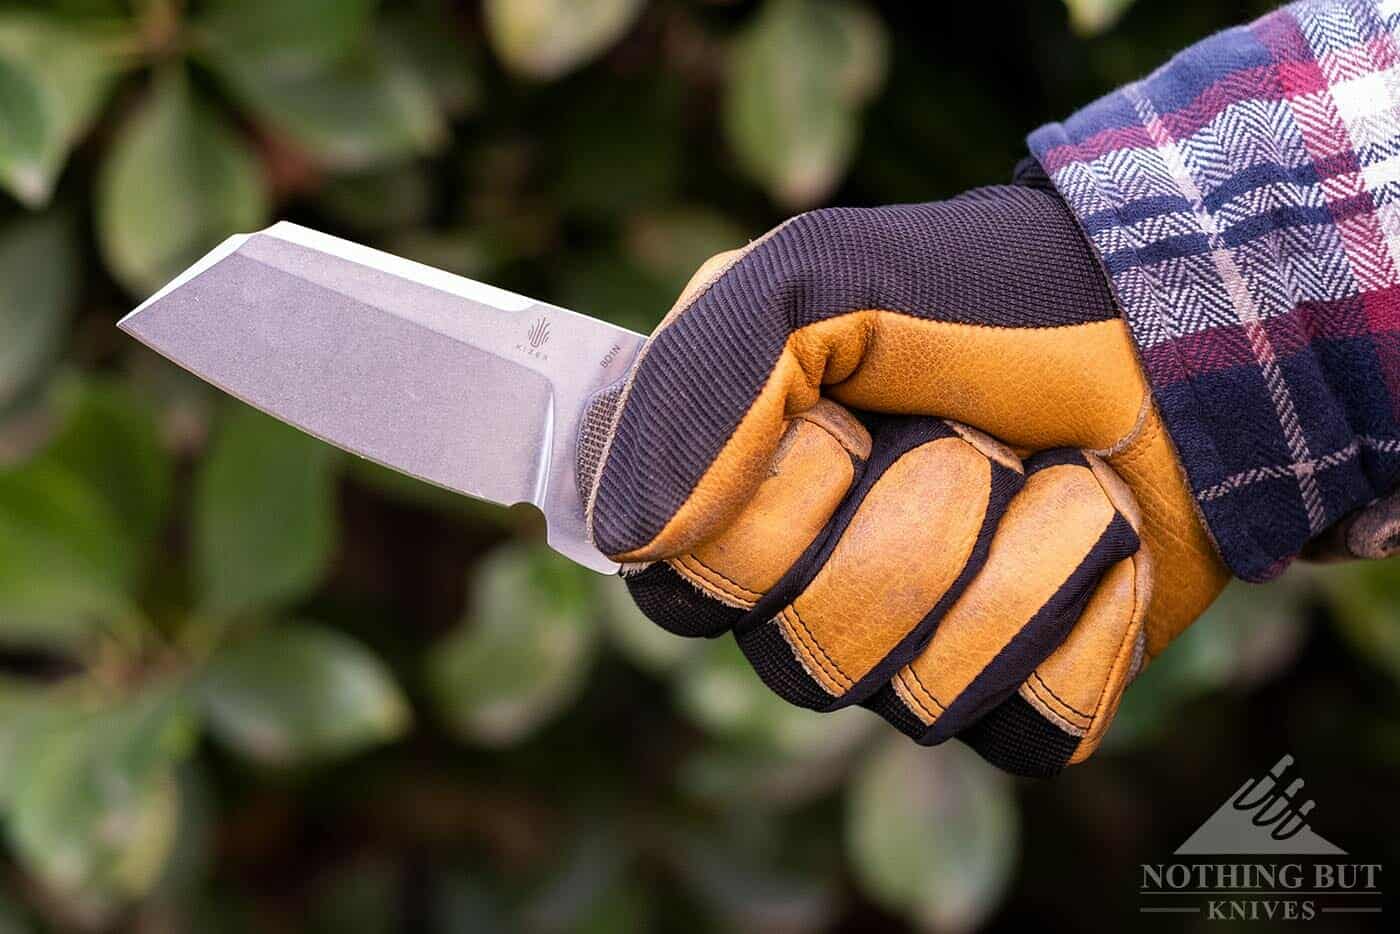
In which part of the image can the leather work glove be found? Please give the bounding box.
[578,175,1230,777]
[582,0,1400,777]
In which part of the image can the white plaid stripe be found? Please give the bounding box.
[1324,3,1400,284]
[1126,83,1328,531]
[1199,435,1400,502]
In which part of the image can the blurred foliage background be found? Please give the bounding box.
[1,0,1398,931]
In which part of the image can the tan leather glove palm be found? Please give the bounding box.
[583,186,1229,775]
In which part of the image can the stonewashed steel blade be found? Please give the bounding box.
[118,222,644,573]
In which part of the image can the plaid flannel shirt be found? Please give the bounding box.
[1030,0,1400,581]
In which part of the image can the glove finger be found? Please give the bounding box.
[587,191,1134,566]
[863,450,1143,771]
[962,545,1150,777]
[732,418,1025,711]
[622,400,870,638]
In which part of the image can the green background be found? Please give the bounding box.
[1,1,1397,931]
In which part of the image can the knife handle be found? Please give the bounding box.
[575,377,628,524]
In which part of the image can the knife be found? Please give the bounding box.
[118,221,646,574]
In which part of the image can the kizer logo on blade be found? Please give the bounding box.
[516,316,552,360]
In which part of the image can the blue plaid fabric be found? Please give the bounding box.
[1030,0,1400,580]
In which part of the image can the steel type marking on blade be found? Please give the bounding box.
[118,222,645,573]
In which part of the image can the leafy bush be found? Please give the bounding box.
[0,1,1394,932]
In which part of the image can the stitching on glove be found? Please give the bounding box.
[781,605,852,691]
[894,670,942,723]
[904,666,947,717]
[1020,681,1089,736]
[667,556,754,609]
[685,555,764,600]
[672,554,762,605]
[1024,678,1092,732]
[1069,553,1149,764]
[1094,391,1153,458]
[780,615,843,694]
[1104,407,1162,472]
[1030,670,1093,721]
[820,449,1014,709]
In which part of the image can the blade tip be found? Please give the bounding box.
[115,305,152,341]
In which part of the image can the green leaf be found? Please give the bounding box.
[0,55,45,189]
[205,40,445,171]
[0,889,33,934]
[197,0,377,69]
[0,679,66,807]
[0,14,122,206]
[313,162,433,233]
[1063,0,1138,35]
[484,0,644,80]
[0,461,136,646]
[194,403,340,617]
[846,737,1018,933]
[41,375,172,551]
[670,823,838,933]
[16,1,127,18]
[724,0,888,208]
[0,213,79,412]
[197,0,443,171]
[0,374,168,645]
[679,738,869,813]
[1319,558,1400,685]
[200,623,409,766]
[675,637,872,758]
[150,765,215,902]
[523,832,652,934]
[428,543,597,746]
[624,208,749,296]
[97,67,268,297]
[4,686,196,907]
[380,11,481,118]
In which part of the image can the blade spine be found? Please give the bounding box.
[119,221,644,346]
[262,221,643,342]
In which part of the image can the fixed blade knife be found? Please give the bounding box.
[118,222,646,573]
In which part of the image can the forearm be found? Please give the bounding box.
[1030,0,1400,580]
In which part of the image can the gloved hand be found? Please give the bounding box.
[579,177,1231,776]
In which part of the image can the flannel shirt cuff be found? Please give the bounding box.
[1029,0,1400,581]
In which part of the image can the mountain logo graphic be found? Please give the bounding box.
[1175,755,1346,856]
